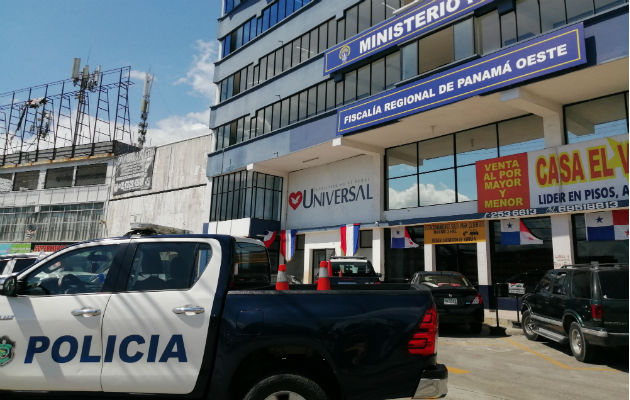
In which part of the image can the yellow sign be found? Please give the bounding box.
[424,220,486,245]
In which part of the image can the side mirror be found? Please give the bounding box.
[0,276,18,297]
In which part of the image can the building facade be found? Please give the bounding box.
[209,0,629,312]
[0,141,136,252]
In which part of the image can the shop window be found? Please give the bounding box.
[454,18,475,60]
[456,165,476,202]
[371,58,385,95]
[359,230,372,248]
[385,0,399,19]
[595,0,626,12]
[309,27,318,56]
[456,124,498,166]
[516,0,541,41]
[387,143,418,179]
[571,214,629,264]
[45,167,74,189]
[387,175,418,209]
[500,12,517,46]
[436,244,478,285]
[419,26,454,74]
[371,0,385,25]
[281,98,290,127]
[272,102,281,131]
[490,217,553,284]
[283,43,292,71]
[476,10,501,54]
[344,70,357,103]
[419,169,455,206]
[356,64,370,100]
[346,5,358,37]
[0,173,11,192]
[326,80,336,110]
[385,51,400,89]
[498,114,544,156]
[274,49,283,76]
[298,91,308,120]
[335,81,344,107]
[307,87,317,117]
[419,135,454,173]
[565,93,628,144]
[384,226,424,283]
[316,82,326,114]
[318,24,327,53]
[566,0,594,23]
[292,38,301,66]
[401,41,418,80]
[337,19,346,43]
[289,94,299,124]
[300,32,310,63]
[328,19,337,47]
[358,0,371,32]
[13,171,39,191]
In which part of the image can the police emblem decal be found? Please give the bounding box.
[0,336,15,367]
[339,45,351,63]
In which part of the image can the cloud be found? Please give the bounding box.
[388,183,470,209]
[144,109,210,147]
[175,40,219,102]
[130,70,150,81]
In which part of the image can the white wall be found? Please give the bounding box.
[105,135,212,235]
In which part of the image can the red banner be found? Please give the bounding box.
[476,153,530,212]
[33,244,67,253]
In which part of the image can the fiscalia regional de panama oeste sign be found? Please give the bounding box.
[476,134,629,213]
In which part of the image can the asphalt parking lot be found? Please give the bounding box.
[436,323,629,400]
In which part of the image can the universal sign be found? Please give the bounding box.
[324,0,492,74]
[337,23,586,135]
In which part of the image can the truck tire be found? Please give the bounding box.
[569,322,594,362]
[521,311,539,341]
[243,373,327,400]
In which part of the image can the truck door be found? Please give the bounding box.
[100,238,221,394]
[0,243,122,391]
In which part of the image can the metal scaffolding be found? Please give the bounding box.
[0,65,134,166]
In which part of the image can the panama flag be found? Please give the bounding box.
[501,219,543,245]
[585,210,629,241]
[340,224,360,256]
[262,231,276,248]
[280,229,297,261]
[391,227,420,248]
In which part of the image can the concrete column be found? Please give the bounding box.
[424,243,436,271]
[551,214,574,268]
[477,221,492,286]
[372,227,385,275]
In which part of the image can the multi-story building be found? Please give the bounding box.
[209,0,628,312]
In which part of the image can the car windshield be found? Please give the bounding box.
[417,273,472,288]
[598,270,629,300]
[330,261,375,277]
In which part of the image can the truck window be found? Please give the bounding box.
[127,242,212,291]
[330,261,376,277]
[23,245,116,295]
[598,270,629,300]
[232,241,270,288]
[0,260,8,274]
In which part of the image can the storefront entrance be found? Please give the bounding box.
[312,248,335,281]
[435,244,478,285]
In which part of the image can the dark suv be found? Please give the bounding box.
[521,263,628,362]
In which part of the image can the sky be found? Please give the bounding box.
[0,1,220,147]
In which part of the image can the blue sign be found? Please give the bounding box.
[324,0,492,75]
[337,23,586,135]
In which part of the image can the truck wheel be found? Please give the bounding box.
[243,374,327,400]
[569,322,594,362]
[522,311,539,341]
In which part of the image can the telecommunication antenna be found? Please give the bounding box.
[137,72,154,149]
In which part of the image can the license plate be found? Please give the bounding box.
[443,298,457,305]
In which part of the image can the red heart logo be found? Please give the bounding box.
[289,191,303,210]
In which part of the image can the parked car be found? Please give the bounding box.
[521,263,629,362]
[326,256,382,285]
[503,269,549,295]
[412,271,484,333]
[0,252,52,278]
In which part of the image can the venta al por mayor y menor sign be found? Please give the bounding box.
[476,134,629,214]
[324,0,492,75]
[337,23,586,135]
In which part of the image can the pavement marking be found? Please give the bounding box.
[503,337,616,372]
[446,366,470,374]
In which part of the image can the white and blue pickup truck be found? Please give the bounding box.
[0,234,447,400]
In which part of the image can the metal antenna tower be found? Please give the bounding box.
[137,72,154,149]
[0,61,134,166]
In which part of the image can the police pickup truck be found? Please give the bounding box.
[0,234,447,400]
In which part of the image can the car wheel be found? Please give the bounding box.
[243,374,327,400]
[469,322,483,334]
[569,322,595,362]
[522,311,539,341]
